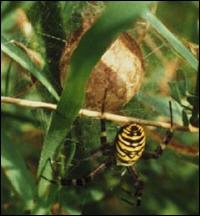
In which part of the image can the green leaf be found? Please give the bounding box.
[31,188,59,215]
[143,12,198,71]
[1,36,59,101]
[1,130,35,209]
[37,1,149,193]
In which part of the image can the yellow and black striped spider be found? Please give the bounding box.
[42,99,173,206]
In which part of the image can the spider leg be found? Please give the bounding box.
[142,101,174,159]
[47,158,57,173]
[40,175,58,184]
[100,88,109,146]
[73,144,112,169]
[40,158,61,184]
[141,130,173,159]
[60,158,113,186]
[120,167,144,206]
[41,159,113,186]
[128,166,144,206]
[100,117,107,146]
[82,145,112,162]
[120,196,135,206]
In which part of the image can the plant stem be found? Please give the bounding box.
[1,96,198,132]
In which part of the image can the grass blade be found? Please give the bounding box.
[1,130,35,210]
[1,36,59,101]
[143,11,198,70]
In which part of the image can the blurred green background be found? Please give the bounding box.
[1,1,199,215]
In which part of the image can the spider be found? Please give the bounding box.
[42,98,174,206]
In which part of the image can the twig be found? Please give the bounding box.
[1,96,199,132]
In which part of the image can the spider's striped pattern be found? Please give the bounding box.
[115,124,146,166]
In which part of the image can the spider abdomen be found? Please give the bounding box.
[115,123,146,166]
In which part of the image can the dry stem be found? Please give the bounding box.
[1,96,199,133]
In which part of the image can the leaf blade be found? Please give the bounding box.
[1,130,35,209]
[1,36,59,101]
[143,12,198,70]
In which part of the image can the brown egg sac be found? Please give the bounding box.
[60,29,144,112]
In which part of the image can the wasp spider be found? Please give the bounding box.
[42,101,173,206]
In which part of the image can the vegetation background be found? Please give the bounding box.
[1,1,199,215]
